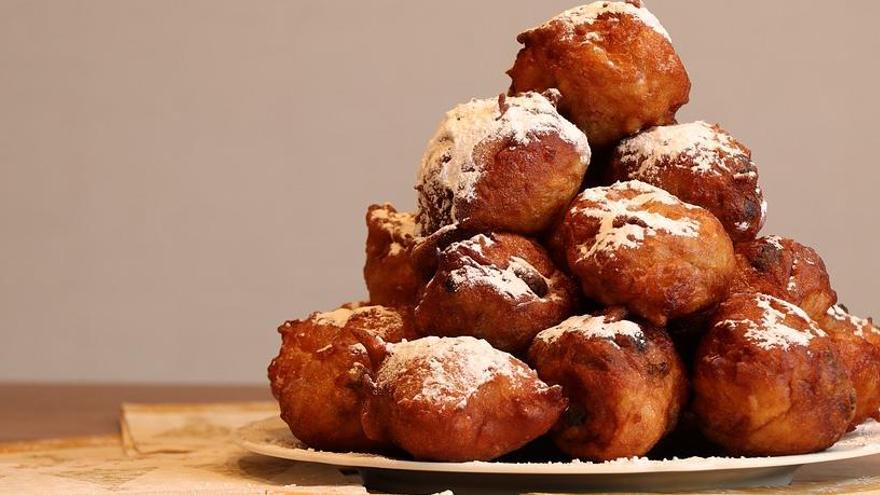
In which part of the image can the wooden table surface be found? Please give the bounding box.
[0,383,272,442]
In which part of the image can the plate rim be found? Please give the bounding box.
[234,416,880,475]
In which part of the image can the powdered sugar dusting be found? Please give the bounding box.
[312,308,353,327]
[828,305,880,338]
[312,305,400,328]
[377,336,533,410]
[572,181,700,261]
[416,92,590,233]
[447,258,548,303]
[447,261,537,301]
[448,233,496,257]
[719,294,826,350]
[370,205,417,238]
[369,204,418,256]
[442,234,554,302]
[616,122,748,179]
[536,1,671,42]
[536,314,644,349]
[763,235,785,250]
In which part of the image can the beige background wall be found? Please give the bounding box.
[1,1,877,383]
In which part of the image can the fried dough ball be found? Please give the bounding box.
[608,121,766,242]
[364,203,421,306]
[415,91,591,235]
[554,180,735,326]
[267,304,413,451]
[414,232,578,354]
[361,336,567,461]
[818,305,880,427]
[693,293,854,455]
[732,235,837,320]
[528,314,687,460]
[507,1,690,149]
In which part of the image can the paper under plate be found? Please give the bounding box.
[235,416,880,493]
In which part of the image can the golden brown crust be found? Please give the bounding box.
[364,203,422,307]
[693,293,854,456]
[554,180,735,326]
[267,304,414,452]
[608,122,765,242]
[415,92,590,236]
[528,314,686,461]
[361,336,567,461]
[818,305,880,427]
[507,3,690,149]
[731,235,837,320]
[414,232,578,354]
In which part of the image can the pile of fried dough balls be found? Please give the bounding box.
[269,0,879,462]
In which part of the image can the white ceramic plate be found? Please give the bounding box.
[235,416,880,494]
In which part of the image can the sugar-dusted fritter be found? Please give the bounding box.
[528,313,687,460]
[361,336,567,461]
[732,235,837,320]
[415,232,578,354]
[267,304,414,452]
[415,91,591,236]
[508,0,690,149]
[818,304,880,428]
[364,203,421,307]
[553,180,735,326]
[693,293,854,456]
[608,121,766,242]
